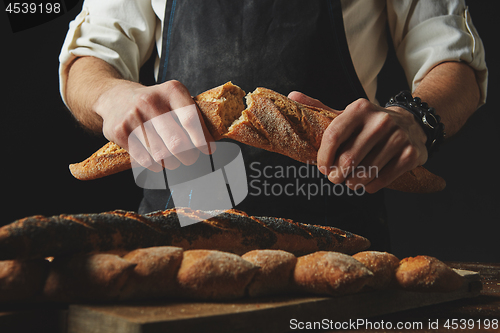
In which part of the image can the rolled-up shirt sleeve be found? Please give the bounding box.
[59,0,157,105]
[387,0,487,106]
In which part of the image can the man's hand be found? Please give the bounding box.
[65,57,215,171]
[288,92,428,193]
[95,80,215,171]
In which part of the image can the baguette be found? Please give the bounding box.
[0,208,370,261]
[69,82,445,193]
[395,255,464,292]
[0,250,466,303]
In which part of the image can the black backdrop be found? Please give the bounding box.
[2,1,499,262]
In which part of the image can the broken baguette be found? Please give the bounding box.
[69,82,445,193]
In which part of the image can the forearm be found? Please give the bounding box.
[412,61,481,138]
[65,56,132,133]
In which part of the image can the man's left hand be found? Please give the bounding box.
[288,92,428,193]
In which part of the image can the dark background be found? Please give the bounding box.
[2,1,498,262]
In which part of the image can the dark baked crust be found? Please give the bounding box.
[0,208,370,260]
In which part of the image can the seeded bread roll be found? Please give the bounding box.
[294,251,373,296]
[352,251,400,289]
[242,249,297,297]
[395,255,464,292]
[176,249,258,300]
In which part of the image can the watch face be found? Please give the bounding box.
[423,113,438,129]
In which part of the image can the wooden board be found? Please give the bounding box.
[66,269,481,333]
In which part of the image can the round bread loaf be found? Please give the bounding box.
[294,251,373,296]
[242,249,297,297]
[395,255,464,292]
[43,253,136,302]
[176,249,259,300]
[352,251,400,289]
[121,246,183,299]
[0,259,49,302]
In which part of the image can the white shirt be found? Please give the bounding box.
[59,0,487,106]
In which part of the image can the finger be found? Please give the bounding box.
[330,120,395,184]
[151,111,200,166]
[288,91,339,113]
[141,120,181,170]
[317,113,361,180]
[128,129,163,172]
[173,104,216,155]
[363,145,421,194]
[348,126,416,187]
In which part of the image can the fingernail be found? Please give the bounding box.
[328,170,338,183]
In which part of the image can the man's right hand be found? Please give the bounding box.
[94,80,215,171]
[65,57,214,172]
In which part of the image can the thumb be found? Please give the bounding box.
[288,91,339,113]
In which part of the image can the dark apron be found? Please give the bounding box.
[139,0,390,251]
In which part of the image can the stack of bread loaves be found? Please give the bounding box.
[0,208,463,303]
[0,247,464,303]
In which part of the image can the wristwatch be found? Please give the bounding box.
[385,91,446,155]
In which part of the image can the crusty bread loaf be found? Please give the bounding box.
[43,253,136,302]
[227,87,337,163]
[0,250,469,303]
[352,251,400,289]
[242,249,297,297]
[294,251,374,296]
[69,82,445,193]
[0,208,370,261]
[395,255,464,292]
[120,246,183,299]
[69,142,132,181]
[0,259,49,302]
[69,82,245,180]
[194,81,247,140]
[176,249,258,300]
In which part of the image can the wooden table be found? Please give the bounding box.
[351,262,500,333]
[1,262,499,333]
